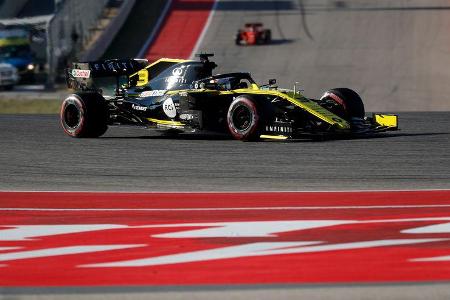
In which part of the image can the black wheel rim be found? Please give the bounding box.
[64,103,81,128]
[325,100,347,120]
[232,105,252,131]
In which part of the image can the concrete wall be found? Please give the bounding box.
[46,0,108,84]
[0,0,29,18]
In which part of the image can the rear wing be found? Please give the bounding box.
[66,59,149,92]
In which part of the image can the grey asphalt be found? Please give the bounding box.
[0,112,449,192]
[2,283,450,300]
[197,0,450,112]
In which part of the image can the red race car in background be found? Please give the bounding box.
[235,23,272,45]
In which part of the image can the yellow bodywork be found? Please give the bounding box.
[166,88,351,130]
[147,118,184,127]
[260,135,288,140]
[236,89,350,130]
[130,58,191,87]
[134,58,350,131]
[373,114,398,129]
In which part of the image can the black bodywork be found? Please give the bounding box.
[66,56,276,135]
[63,54,397,139]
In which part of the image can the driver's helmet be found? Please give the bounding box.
[237,81,248,89]
[215,77,235,90]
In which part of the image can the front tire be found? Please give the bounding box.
[320,88,365,120]
[60,93,108,138]
[320,88,368,132]
[227,95,261,141]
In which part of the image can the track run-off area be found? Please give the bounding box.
[143,0,216,61]
[2,190,450,287]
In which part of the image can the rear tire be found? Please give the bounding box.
[264,29,272,44]
[60,93,108,138]
[227,95,261,141]
[235,32,242,45]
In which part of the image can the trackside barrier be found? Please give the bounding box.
[0,0,28,18]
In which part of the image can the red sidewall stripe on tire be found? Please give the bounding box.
[60,95,85,137]
[227,97,259,140]
[321,92,347,112]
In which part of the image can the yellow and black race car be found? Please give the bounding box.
[61,54,398,141]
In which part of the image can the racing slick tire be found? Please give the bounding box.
[320,88,366,132]
[60,92,108,138]
[227,95,262,141]
[320,88,365,119]
[235,32,242,45]
[264,29,272,44]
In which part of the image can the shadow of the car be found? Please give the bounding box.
[267,39,295,45]
[101,133,233,141]
[236,39,295,46]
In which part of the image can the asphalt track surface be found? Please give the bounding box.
[0,112,449,192]
[1,113,450,300]
[197,0,450,112]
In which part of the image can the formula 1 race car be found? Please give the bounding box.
[235,23,271,45]
[60,54,398,141]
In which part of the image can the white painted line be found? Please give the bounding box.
[0,245,145,262]
[137,0,173,58]
[2,205,450,211]
[412,255,450,262]
[85,239,447,268]
[0,247,21,251]
[140,218,450,229]
[0,225,128,241]
[190,0,220,59]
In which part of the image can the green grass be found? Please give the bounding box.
[0,99,61,114]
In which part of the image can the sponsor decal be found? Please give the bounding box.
[166,66,187,85]
[71,69,91,79]
[1,219,449,269]
[92,61,135,72]
[1,217,450,285]
[132,104,147,111]
[179,113,194,120]
[166,76,187,85]
[2,191,450,286]
[265,125,292,133]
[172,67,184,76]
[139,90,166,97]
[163,98,177,118]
